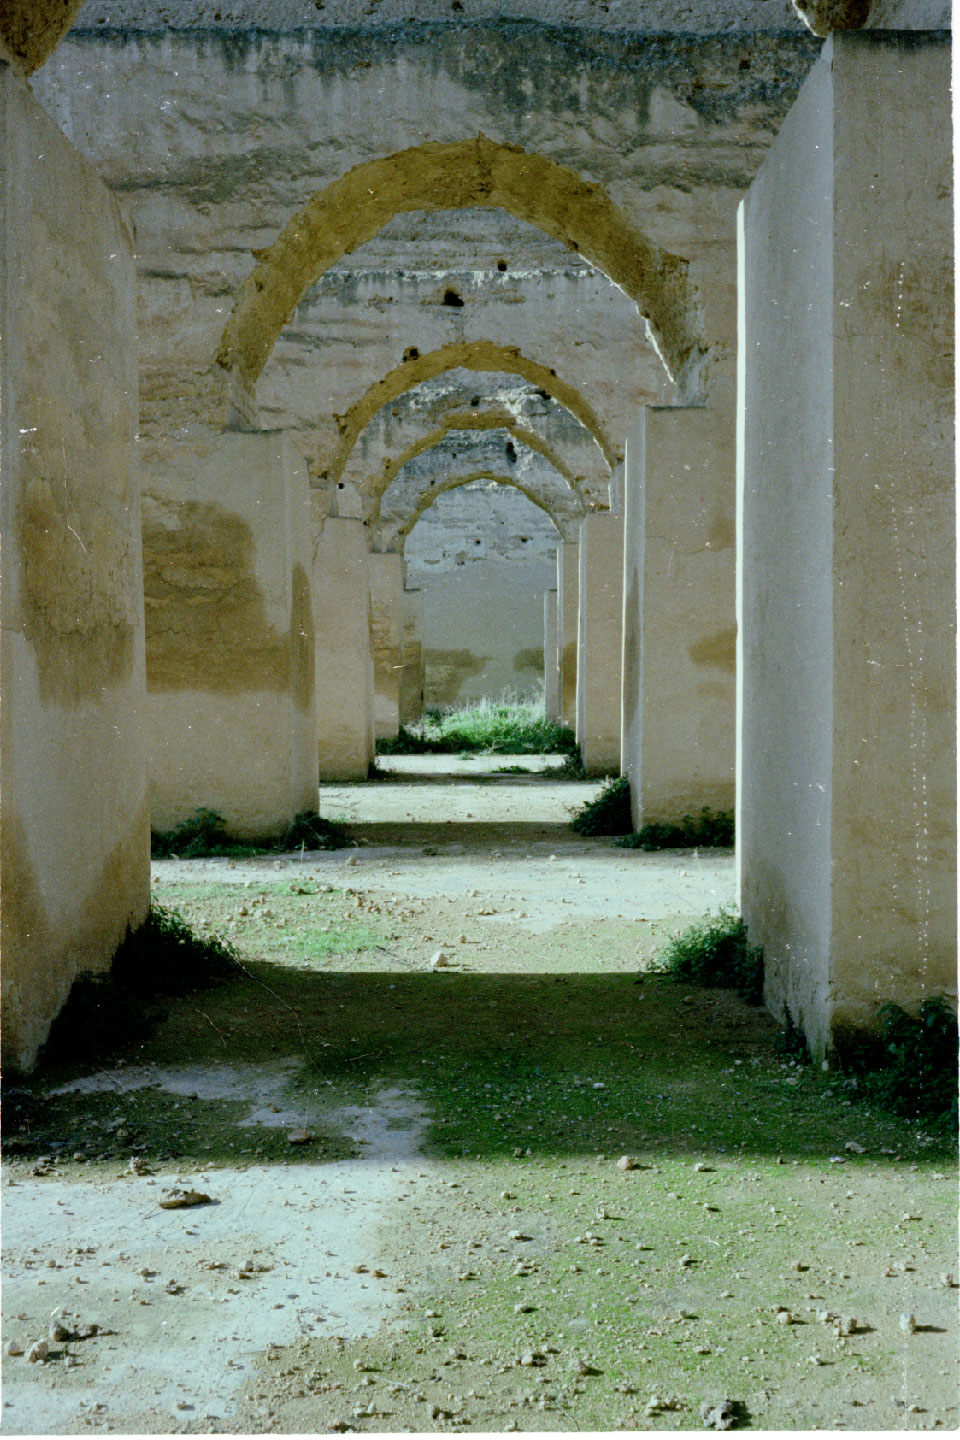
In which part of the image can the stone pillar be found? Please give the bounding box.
[621,406,736,830]
[399,589,424,725]
[141,431,318,840]
[367,552,404,740]
[557,543,579,731]
[575,515,624,775]
[0,69,149,1072]
[314,517,375,780]
[738,31,956,1059]
[543,589,560,722]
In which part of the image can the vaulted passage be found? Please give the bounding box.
[1,3,956,1431]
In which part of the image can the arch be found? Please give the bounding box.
[389,472,575,552]
[2,0,87,74]
[324,341,617,483]
[367,410,593,514]
[215,136,704,387]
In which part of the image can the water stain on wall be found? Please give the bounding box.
[423,647,489,706]
[142,499,298,694]
[688,625,736,672]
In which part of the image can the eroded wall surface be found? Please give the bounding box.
[621,405,736,827]
[0,65,148,1072]
[367,552,404,737]
[140,431,317,837]
[738,31,956,1057]
[558,543,580,731]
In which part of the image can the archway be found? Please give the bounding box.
[323,341,618,483]
[376,468,583,553]
[215,136,704,387]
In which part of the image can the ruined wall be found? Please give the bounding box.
[738,31,956,1057]
[404,482,558,705]
[0,64,148,1072]
[576,514,624,774]
[140,431,317,837]
[366,551,404,737]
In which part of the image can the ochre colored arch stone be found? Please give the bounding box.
[1,0,87,74]
[368,410,588,507]
[325,341,617,483]
[389,471,574,550]
[215,136,703,386]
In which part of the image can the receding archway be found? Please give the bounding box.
[377,469,581,553]
[323,341,618,483]
[214,136,704,387]
[364,411,590,516]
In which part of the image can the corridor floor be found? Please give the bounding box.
[2,761,956,1433]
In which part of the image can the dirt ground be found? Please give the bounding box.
[2,761,956,1434]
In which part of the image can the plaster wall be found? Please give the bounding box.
[314,518,375,780]
[738,31,955,1057]
[558,543,579,731]
[576,514,624,774]
[622,405,736,827]
[544,590,560,722]
[0,65,148,1072]
[140,431,317,838]
[367,551,404,737]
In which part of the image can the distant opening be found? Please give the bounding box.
[403,346,420,362]
[443,288,465,308]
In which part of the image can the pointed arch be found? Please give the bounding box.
[325,340,617,483]
[215,136,704,387]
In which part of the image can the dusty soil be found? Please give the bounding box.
[2,762,956,1434]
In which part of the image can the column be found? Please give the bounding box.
[621,406,735,829]
[557,543,579,731]
[399,589,424,725]
[543,589,560,722]
[575,514,624,775]
[738,31,955,1058]
[366,552,404,740]
[315,517,376,780]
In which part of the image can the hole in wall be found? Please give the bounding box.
[403,347,420,362]
[443,289,465,308]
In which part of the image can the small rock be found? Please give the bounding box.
[345,854,358,866]
[574,1358,600,1376]
[128,1156,152,1175]
[159,1187,213,1210]
[513,1303,535,1314]
[775,1311,795,1326]
[701,1397,740,1430]
[26,1341,49,1364]
[899,1313,917,1334]
[164,1280,182,1295]
[5,1340,23,1357]
[616,1155,638,1171]
[430,950,449,969]
[679,1253,694,1267]
[844,1141,865,1154]
[509,1231,532,1242]
[287,1129,313,1145]
[49,1322,73,1341]
[74,1323,100,1340]
[693,1162,713,1172]
[520,1351,546,1368]
[939,1272,957,1288]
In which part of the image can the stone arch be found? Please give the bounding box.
[324,341,618,484]
[388,472,578,550]
[215,136,704,388]
[360,411,591,521]
[2,0,87,74]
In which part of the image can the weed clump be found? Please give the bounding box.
[40,904,242,1068]
[617,807,734,850]
[569,776,632,835]
[377,696,577,756]
[152,807,350,858]
[281,810,351,851]
[655,911,764,1005]
[859,998,958,1126]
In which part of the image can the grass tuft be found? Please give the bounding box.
[569,775,632,835]
[281,810,352,851]
[377,696,577,756]
[617,806,735,850]
[654,910,764,1005]
[859,998,958,1126]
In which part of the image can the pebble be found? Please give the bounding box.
[616,1155,639,1171]
[520,1352,546,1368]
[287,1129,313,1145]
[5,1340,23,1357]
[430,950,449,969]
[574,1358,600,1376]
[26,1340,49,1364]
[940,1272,957,1288]
[158,1187,213,1209]
[900,1313,918,1334]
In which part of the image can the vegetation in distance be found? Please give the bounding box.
[568,778,735,847]
[151,807,351,859]
[377,696,578,756]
